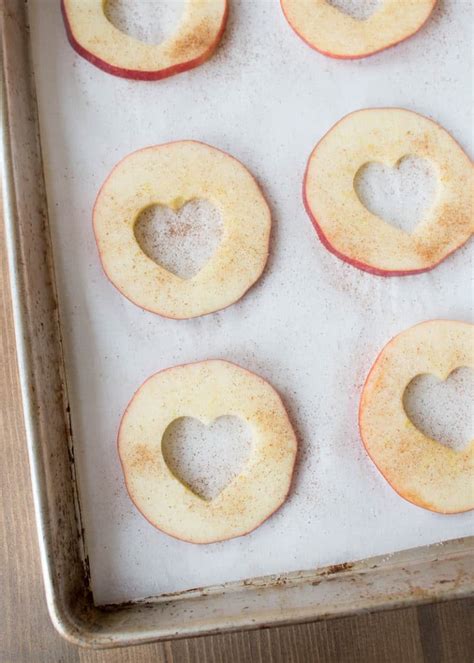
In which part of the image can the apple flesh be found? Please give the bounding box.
[118,360,298,544]
[280,0,436,59]
[304,108,473,276]
[61,0,228,80]
[359,320,474,514]
[93,140,271,319]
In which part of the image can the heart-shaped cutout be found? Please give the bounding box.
[326,0,381,21]
[354,155,438,233]
[162,416,253,501]
[104,0,185,45]
[403,367,474,452]
[134,199,223,280]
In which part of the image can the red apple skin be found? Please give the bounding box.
[93,140,271,320]
[61,0,228,81]
[280,0,436,60]
[303,108,473,277]
[358,319,473,514]
[117,360,298,544]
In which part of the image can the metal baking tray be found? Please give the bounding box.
[1,0,472,649]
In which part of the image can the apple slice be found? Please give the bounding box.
[280,0,435,59]
[93,141,271,319]
[359,320,474,514]
[61,0,228,80]
[118,360,297,543]
[304,108,473,276]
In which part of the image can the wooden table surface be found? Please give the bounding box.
[1,221,473,663]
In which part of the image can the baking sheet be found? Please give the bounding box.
[28,0,473,605]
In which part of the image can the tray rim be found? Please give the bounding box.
[1,0,472,649]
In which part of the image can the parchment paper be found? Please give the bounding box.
[28,0,473,605]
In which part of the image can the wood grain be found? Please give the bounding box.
[1,220,473,663]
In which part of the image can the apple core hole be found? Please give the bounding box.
[134,199,223,280]
[354,155,438,234]
[104,0,185,45]
[326,0,381,21]
[162,416,253,501]
[403,366,474,452]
